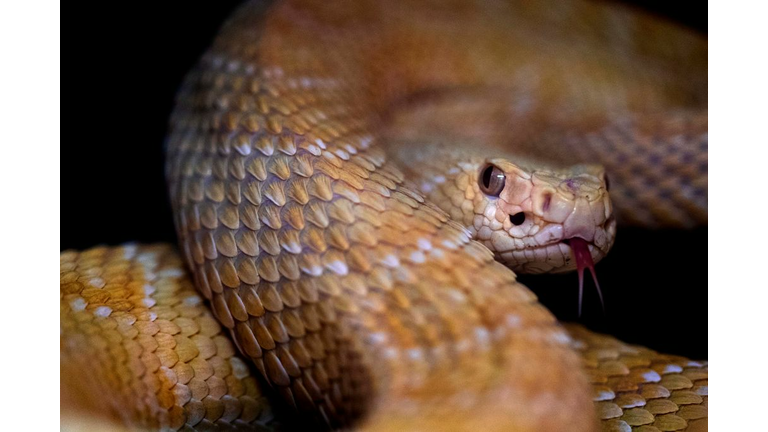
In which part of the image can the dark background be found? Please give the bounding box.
[63,2,707,358]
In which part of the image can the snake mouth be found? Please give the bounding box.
[491,216,616,275]
[560,237,605,269]
[561,237,595,249]
[496,237,607,275]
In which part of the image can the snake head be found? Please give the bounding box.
[470,157,616,274]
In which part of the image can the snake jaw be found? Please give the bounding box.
[496,199,616,270]
[494,233,609,275]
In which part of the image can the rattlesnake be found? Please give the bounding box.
[60,1,707,430]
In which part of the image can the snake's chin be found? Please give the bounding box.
[497,232,613,275]
[496,243,592,274]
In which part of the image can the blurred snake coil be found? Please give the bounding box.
[60,0,707,431]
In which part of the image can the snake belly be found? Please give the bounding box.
[61,0,707,431]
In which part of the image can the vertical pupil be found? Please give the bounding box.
[482,166,493,188]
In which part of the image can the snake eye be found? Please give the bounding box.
[479,164,505,197]
[603,173,611,192]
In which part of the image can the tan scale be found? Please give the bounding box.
[60,244,279,431]
[61,246,707,431]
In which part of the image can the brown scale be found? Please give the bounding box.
[61,246,707,431]
[60,245,279,431]
[565,324,707,432]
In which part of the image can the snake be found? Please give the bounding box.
[60,0,707,431]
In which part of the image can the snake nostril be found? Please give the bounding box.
[510,212,526,226]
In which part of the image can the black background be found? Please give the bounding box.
[63,2,707,358]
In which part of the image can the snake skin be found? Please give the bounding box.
[565,325,707,432]
[385,90,707,229]
[60,245,708,431]
[61,0,707,430]
[60,245,279,431]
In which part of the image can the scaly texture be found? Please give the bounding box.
[565,324,708,432]
[60,245,707,431]
[60,245,279,431]
[61,0,707,430]
[385,88,707,229]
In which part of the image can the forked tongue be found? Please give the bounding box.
[568,237,604,317]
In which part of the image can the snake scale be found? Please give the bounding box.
[60,0,707,431]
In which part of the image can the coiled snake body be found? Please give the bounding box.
[60,1,707,430]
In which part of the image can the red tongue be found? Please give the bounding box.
[568,237,604,317]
